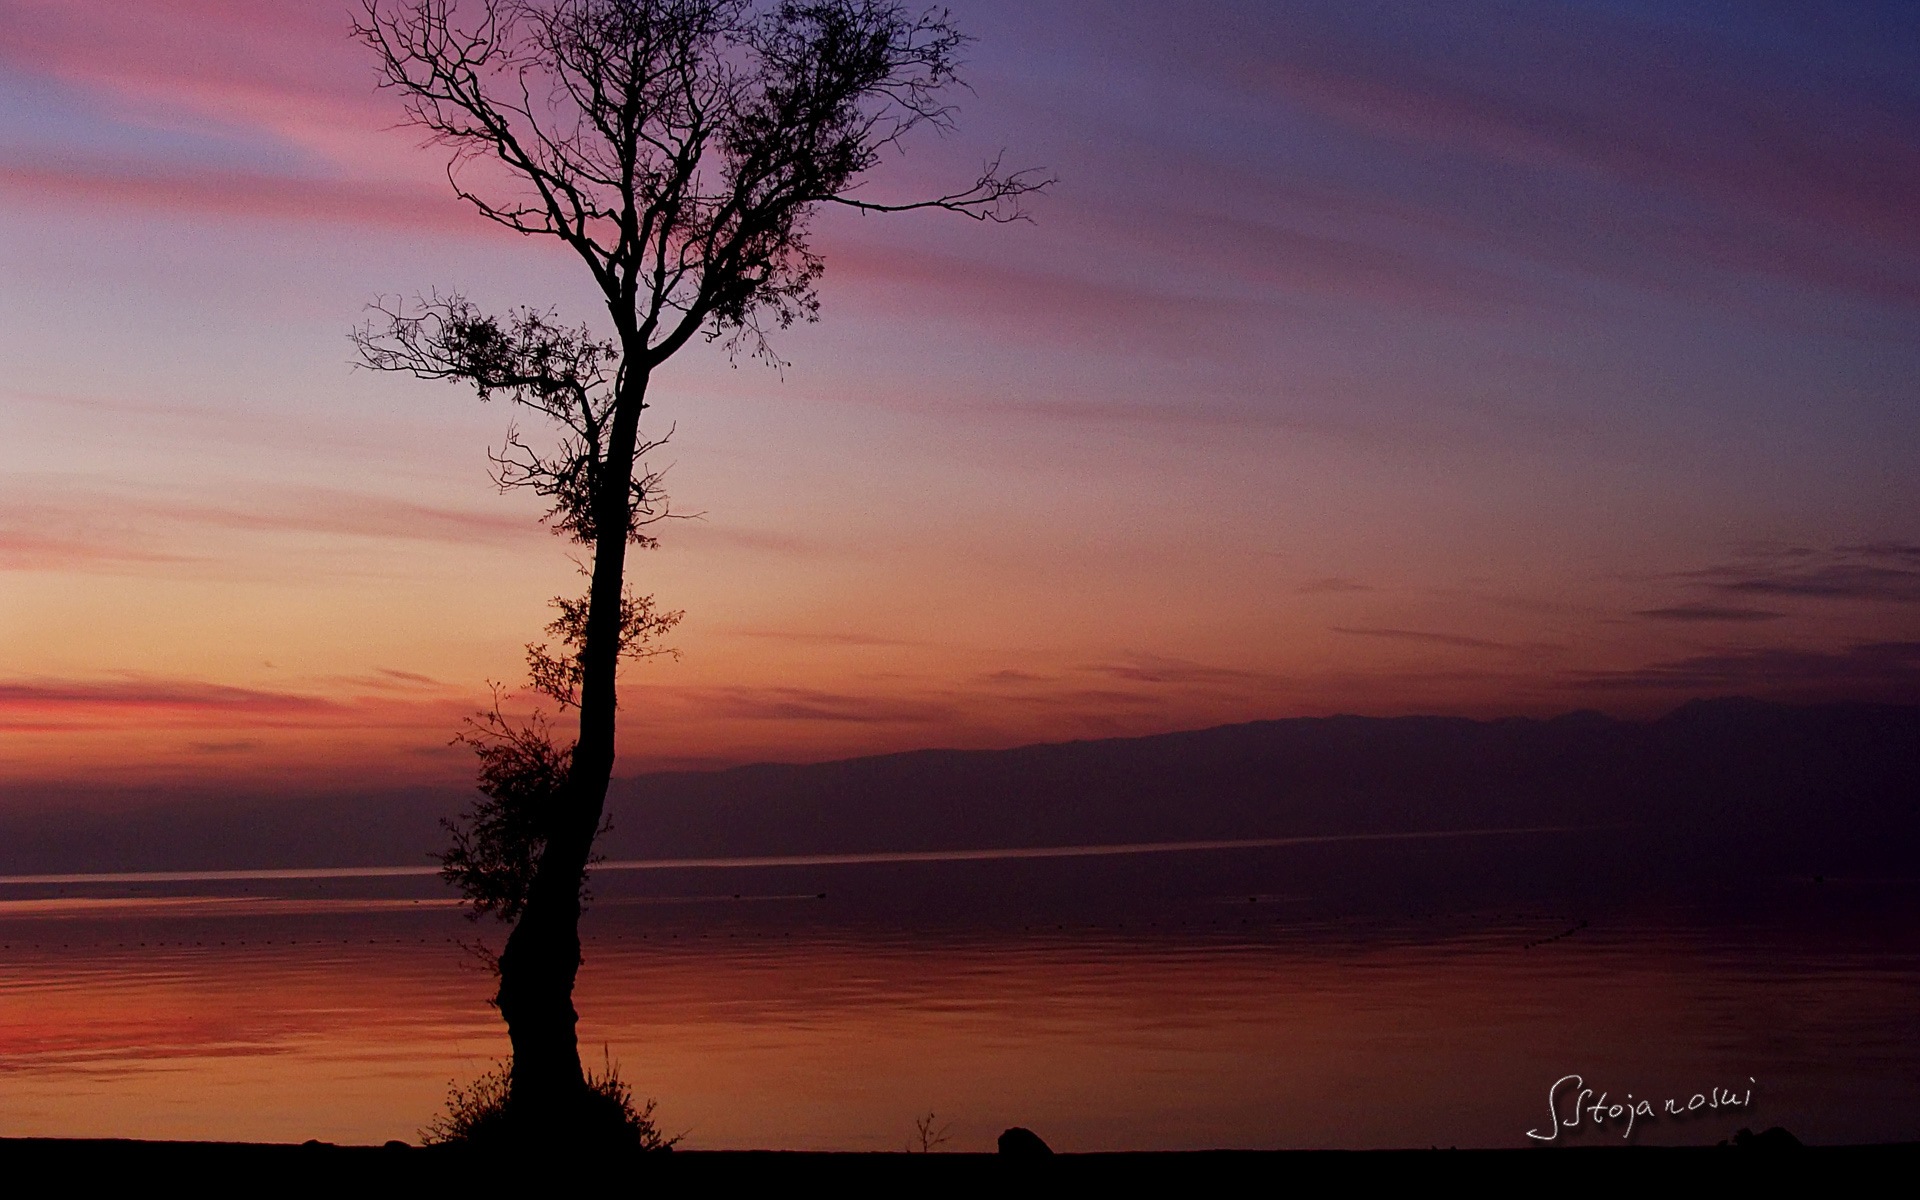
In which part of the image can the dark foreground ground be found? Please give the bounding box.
[3,1137,1913,1189]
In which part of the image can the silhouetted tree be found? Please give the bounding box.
[349,0,1044,1146]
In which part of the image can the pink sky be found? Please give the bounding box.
[3,0,1917,789]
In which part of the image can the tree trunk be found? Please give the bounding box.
[496,365,650,1132]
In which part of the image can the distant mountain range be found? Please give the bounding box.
[600,698,1919,874]
[4,699,1915,878]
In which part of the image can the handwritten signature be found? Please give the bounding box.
[1526,1073,1755,1141]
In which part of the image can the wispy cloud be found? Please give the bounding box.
[1083,656,1272,686]
[323,668,455,692]
[152,490,538,545]
[0,158,468,232]
[0,677,341,721]
[187,739,263,754]
[3,388,439,462]
[674,524,823,555]
[376,668,440,685]
[668,685,959,725]
[822,240,1263,356]
[1022,687,1170,711]
[978,669,1052,685]
[1634,604,1784,623]
[1043,4,1920,327]
[0,673,476,737]
[1331,627,1506,651]
[1233,6,1920,255]
[1574,641,1920,700]
[0,480,543,573]
[723,629,921,648]
[1712,566,1920,603]
[1675,545,1920,605]
[1836,542,1920,564]
[0,530,199,572]
[1298,577,1374,595]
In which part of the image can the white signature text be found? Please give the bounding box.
[1526,1073,1755,1141]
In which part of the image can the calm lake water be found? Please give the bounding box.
[2,841,1917,1150]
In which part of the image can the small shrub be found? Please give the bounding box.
[423,1062,514,1147]
[423,1056,678,1152]
[908,1110,952,1152]
[583,1056,679,1153]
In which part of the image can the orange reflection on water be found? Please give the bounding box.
[571,921,1920,1151]
[0,911,500,1144]
[3,901,1917,1149]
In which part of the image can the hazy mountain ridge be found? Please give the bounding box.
[601,698,1920,872]
[2,699,1913,875]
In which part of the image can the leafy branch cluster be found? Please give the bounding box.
[527,585,683,709]
[442,694,572,922]
[351,295,675,545]
[442,586,679,920]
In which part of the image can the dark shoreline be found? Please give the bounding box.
[4,1137,1913,1185]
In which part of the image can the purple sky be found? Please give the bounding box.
[2,0,1916,788]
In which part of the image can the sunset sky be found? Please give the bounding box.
[3,0,1917,792]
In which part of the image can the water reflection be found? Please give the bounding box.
[2,860,1916,1150]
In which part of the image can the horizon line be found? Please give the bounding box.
[0,825,1597,888]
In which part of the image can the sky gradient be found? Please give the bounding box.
[3,0,1918,793]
